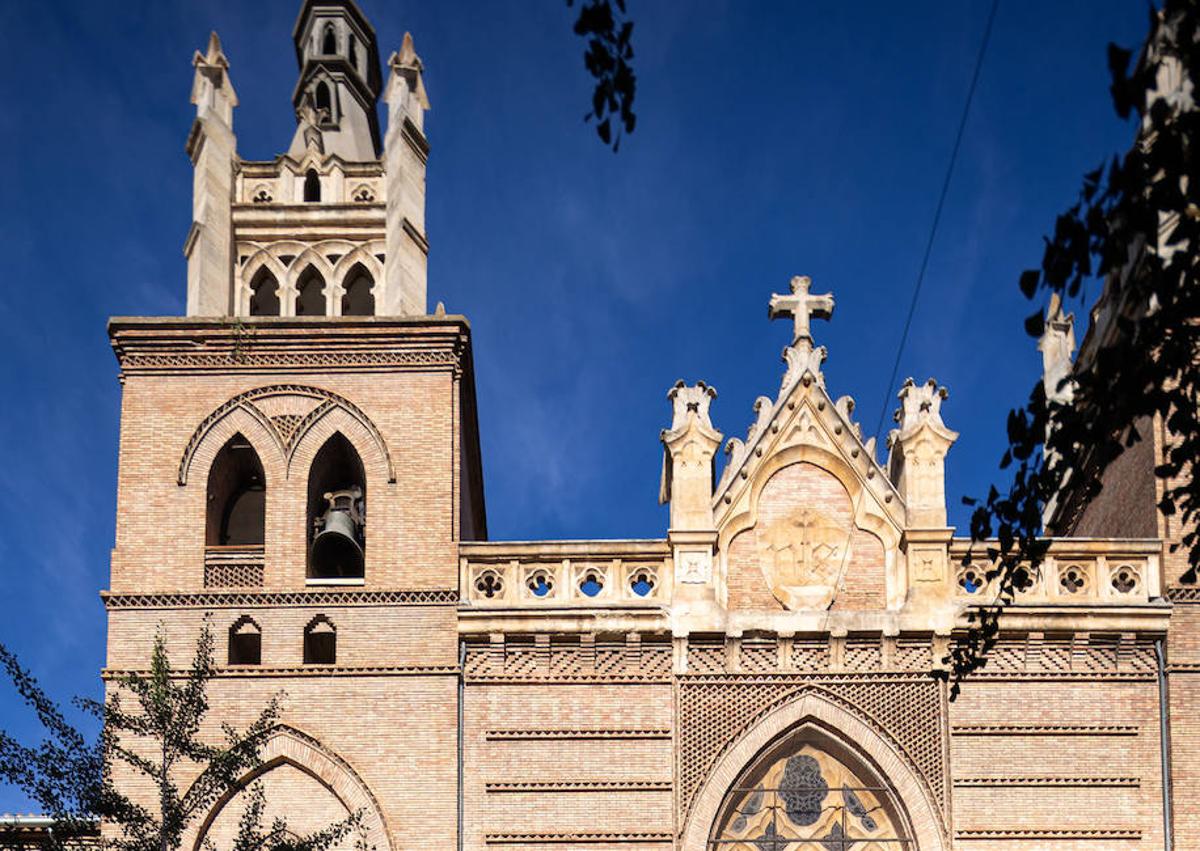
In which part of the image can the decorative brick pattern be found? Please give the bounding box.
[676,676,947,826]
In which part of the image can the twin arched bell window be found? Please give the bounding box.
[205,432,367,580]
[246,262,376,317]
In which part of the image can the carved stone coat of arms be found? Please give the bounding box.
[757,507,853,610]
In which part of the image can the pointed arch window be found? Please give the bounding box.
[228,616,262,666]
[341,264,375,316]
[321,24,337,55]
[307,433,366,580]
[708,734,911,849]
[348,37,359,71]
[303,615,337,664]
[206,434,265,547]
[295,266,326,316]
[314,81,333,123]
[249,268,280,316]
[303,169,321,203]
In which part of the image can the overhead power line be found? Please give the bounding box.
[873,0,1002,443]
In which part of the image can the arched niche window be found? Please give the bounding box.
[321,24,337,55]
[307,433,366,579]
[249,268,280,317]
[708,734,911,849]
[303,615,336,664]
[228,616,262,666]
[314,81,332,123]
[348,37,359,71]
[206,434,266,547]
[295,266,326,316]
[341,264,375,316]
[303,169,321,203]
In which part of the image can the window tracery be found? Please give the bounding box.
[709,740,911,850]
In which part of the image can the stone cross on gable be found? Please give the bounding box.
[769,276,835,344]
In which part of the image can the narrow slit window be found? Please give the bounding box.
[303,169,321,203]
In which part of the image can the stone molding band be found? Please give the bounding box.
[484,781,671,793]
[103,665,458,680]
[951,723,1139,736]
[484,729,671,741]
[483,833,672,845]
[953,776,1140,787]
[102,588,458,609]
[955,829,1142,840]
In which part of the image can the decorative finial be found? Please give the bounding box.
[665,380,717,432]
[768,275,835,345]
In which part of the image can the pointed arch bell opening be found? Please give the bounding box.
[206,434,265,547]
[307,433,366,580]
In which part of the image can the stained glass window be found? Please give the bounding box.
[709,741,913,850]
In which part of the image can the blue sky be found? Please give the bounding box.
[0,0,1146,811]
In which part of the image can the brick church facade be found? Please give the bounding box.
[103,2,1196,848]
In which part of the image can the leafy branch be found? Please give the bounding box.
[944,0,1200,697]
[567,0,637,151]
[0,625,364,851]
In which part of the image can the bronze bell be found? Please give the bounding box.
[311,486,365,578]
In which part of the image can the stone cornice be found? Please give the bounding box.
[958,602,1171,633]
[460,539,670,560]
[108,316,470,376]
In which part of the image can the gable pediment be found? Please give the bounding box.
[713,362,905,544]
[709,320,906,612]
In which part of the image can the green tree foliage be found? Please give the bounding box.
[567,0,637,151]
[0,626,363,851]
[947,0,1200,696]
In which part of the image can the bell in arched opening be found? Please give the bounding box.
[307,433,366,579]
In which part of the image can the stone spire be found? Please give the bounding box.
[383,32,432,315]
[288,0,383,161]
[184,32,238,316]
[1039,293,1076,406]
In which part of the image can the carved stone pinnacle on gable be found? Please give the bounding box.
[893,377,951,437]
[665,380,717,434]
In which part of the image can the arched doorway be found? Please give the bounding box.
[707,736,913,849]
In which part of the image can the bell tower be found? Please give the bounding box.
[184,0,430,319]
[107,5,481,844]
